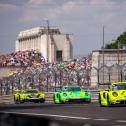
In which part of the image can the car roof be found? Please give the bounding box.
[25,88,37,90]
[63,85,80,88]
[24,89,38,91]
[112,82,126,85]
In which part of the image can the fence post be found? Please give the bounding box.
[55,73,57,92]
[38,75,41,91]
[6,79,9,95]
[108,71,111,83]
[59,70,62,90]
[46,74,49,92]
[0,80,2,96]
[11,77,14,94]
[120,69,123,82]
[97,69,100,87]
[77,72,80,86]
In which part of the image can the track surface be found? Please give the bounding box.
[1,103,126,126]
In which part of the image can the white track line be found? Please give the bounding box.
[93,118,109,121]
[3,111,126,124]
[2,111,91,120]
[116,120,126,123]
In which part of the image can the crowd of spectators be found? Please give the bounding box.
[0,50,45,67]
[0,49,91,71]
[0,50,93,93]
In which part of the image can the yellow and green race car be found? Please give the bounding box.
[14,89,45,103]
[99,82,126,106]
[53,85,91,104]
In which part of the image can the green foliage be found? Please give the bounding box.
[104,32,126,49]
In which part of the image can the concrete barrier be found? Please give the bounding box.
[0,91,99,104]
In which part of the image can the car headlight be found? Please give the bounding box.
[112,92,118,97]
[63,93,67,97]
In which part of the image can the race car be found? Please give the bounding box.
[99,82,126,106]
[53,85,91,104]
[14,89,45,103]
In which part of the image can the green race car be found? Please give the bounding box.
[14,89,45,103]
[99,82,126,106]
[53,85,91,104]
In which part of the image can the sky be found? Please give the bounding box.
[0,0,126,57]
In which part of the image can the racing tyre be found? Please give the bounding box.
[107,95,111,107]
[18,95,24,104]
[40,99,45,103]
[53,94,57,104]
[14,96,18,104]
[59,95,63,104]
[99,94,102,107]
[86,99,91,103]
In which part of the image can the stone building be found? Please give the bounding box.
[91,49,126,86]
[16,27,73,62]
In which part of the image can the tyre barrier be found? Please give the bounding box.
[0,91,99,104]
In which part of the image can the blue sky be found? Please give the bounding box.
[0,0,126,57]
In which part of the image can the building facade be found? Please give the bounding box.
[91,49,126,86]
[16,27,73,62]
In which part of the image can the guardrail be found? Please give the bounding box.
[0,95,14,104]
[0,91,99,104]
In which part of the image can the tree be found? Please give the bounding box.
[104,32,126,49]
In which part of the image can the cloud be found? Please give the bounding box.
[47,1,76,19]
[19,0,87,23]
[19,10,39,22]
[62,1,76,12]
[18,0,126,27]
[0,3,17,13]
[18,0,54,22]
[27,0,53,6]
[90,0,108,5]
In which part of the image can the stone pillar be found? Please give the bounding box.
[15,40,19,51]
[64,34,70,61]
[49,35,55,62]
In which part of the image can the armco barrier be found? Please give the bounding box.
[0,95,14,104]
[44,92,54,102]
[0,91,99,104]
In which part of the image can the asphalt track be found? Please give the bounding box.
[0,102,126,126]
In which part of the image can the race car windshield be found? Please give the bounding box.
[24,90,38,94]
[112,84,126,91]
[64,87,81,92]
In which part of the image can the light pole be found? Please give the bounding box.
[102,26,105,84]
[44,19,49,62]
[117,40,120,81]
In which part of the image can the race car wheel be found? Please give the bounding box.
[14,96,18,104]
[59,95,62,104]
[40,99,45,103]
[99,94,102,106]
[107,95,111,107]
[53,94,57,104]
[86,99,91,103]
[18,95,24,104]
